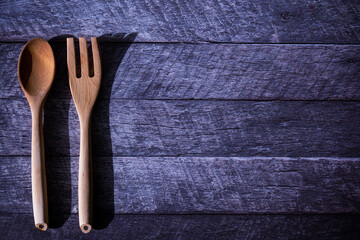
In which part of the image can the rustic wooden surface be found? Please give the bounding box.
[0,0,360,239]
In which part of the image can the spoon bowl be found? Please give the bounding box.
[18,38,55,100]
[17,38,55,231]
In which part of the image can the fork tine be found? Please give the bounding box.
[67,38,77,79]
[79,37,89,77]
[91,37,101,80]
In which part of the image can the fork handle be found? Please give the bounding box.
[31,106,48,231]
[79,115,93,233]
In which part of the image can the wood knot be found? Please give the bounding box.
[280,12,294,21]
[346,58,357,64]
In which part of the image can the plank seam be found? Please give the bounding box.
[1,155,360,160]
[1,41,360,46]
[3,97,360,102]
[1,212,360,216]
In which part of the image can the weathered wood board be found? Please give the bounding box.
[2,213,360,239]
[0,0,359,43]
[1,157,359,214]
[1,99,359,157]
[1,43,360,100]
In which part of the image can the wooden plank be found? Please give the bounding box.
[1,42,360,100]
[1,156,360,214]
[1,213,360,239]
[0,1,360,43]
[1,99,359,157]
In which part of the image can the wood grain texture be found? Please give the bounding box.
[1,213,360,240]
[1,156,359,214]
[1,0,360,235]
[0,0,360,43]
[1,43,360,100]
[1,99,359,157]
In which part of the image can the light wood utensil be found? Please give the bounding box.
[18,38,55,231]
[67,37,101,233]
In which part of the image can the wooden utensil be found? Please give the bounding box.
[67,37,101,233]
[18,38,55,231]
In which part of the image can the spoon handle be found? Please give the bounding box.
[31,106,48,231]
[79,114,92,233]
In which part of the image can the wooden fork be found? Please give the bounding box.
[67,37,101,233]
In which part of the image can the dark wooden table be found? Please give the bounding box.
[1,1,360,239]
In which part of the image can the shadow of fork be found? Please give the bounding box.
[91,32,138,229]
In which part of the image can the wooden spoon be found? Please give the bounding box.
[18,38,55,231]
